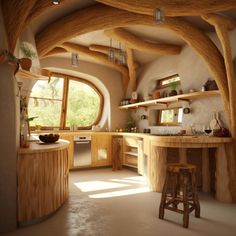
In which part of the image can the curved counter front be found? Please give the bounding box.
[17,140,69,224]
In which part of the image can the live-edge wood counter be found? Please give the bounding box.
[17,140,69,224]
[148,135,232,203]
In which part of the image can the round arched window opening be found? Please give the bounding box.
[28,73,104,130]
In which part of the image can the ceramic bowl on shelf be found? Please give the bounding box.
[39,134,59,143]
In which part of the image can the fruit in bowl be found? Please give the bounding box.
[39,134,60,143]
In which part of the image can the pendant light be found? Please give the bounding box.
[108,38,115,62]
[154,8,165,23]
[118,43,126,65]
[52,0,60,5]
[71,53,79,67]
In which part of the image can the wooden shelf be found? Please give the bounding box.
[123,164,137,168]
[16,69,49,80]
[124,151,138,156]
[118,90,220,109]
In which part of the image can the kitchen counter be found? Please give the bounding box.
[17,139,69,224]
[18,139,69,154]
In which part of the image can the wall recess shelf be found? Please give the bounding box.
[118,91,220,109]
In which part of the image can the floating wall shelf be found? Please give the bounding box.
[118,90,220,109]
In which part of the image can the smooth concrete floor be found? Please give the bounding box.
[3,168,236,236]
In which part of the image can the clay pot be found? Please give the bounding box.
[169,90,177,96]
[20,58,32,71]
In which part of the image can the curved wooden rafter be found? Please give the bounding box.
[58,42,130,91]
[1,0,38,52]
[35,4,230,117]
[104,28,181,55]
[96,0,236,17]
[202,14,236,201]
[126,48,137,91]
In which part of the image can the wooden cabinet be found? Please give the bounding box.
[91,134,112,167]
[123,137,144,175]
[59,134,74,169]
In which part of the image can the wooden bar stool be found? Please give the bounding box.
[159,163,200,228]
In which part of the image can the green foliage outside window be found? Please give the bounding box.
[28,76,101,128]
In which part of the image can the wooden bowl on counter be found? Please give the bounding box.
[39,134,60,143]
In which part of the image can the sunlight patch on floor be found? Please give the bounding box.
[74,180,129,192]
[89,187,150,199]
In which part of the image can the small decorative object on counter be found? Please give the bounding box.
[152,90,161,99]
[189,88,195,93]
[201,86,206,92]
[130,91,138,103]
[204,79,218,91]
[143,128,151,133]
[140,115,148,120]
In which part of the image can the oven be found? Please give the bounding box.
[73,135,92,167]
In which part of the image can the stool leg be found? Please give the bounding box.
[192,171,200,218]
[159,171,170,219]
[182,172,189,228]
[172,172,178,209]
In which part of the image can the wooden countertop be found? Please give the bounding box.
[31,131,232,146]
[18,139,69,154]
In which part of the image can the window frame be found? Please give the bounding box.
[29,72,104,130]
[157,107,183,126]
[156,74,180,89]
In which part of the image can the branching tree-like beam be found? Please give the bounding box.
[44,47,68,57]
[105,28,181,55]
[1,0,38,52]
[59,42,129,91]
[126,48,136,91]
[96,0,236,17]
[35,4,230,118]
[202,14,236,202]
[202,14,236,30]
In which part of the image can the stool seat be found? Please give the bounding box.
[159,163,200,228]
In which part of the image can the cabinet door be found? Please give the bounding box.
[59,134,74,169]
[92,135,112,167]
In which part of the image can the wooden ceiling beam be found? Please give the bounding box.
[126,48,137,91]
[1,0,38,52]
[96,0,236,17]
[202,13,236,202]
[59,42,129,92]
[35,5,229,112]
[202,14,236,31]
[104,28,181,55]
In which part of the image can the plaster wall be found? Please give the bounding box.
[0,4,17,232]
[40,57,127,131]
[132,30,236,134]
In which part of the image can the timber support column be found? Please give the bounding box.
[215,144,232,203]
[148,144,167,192]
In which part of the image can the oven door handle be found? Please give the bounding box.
[74,141,90,144]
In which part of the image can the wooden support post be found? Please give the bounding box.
[215,144,232,203]
[148,145,167,192]
[202,148,210,193]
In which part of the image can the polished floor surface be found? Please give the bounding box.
[4,168,236,236]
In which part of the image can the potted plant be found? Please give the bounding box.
[169,81,179,96]
[19,40,37,71]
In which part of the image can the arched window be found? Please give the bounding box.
[28,74,103,130]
